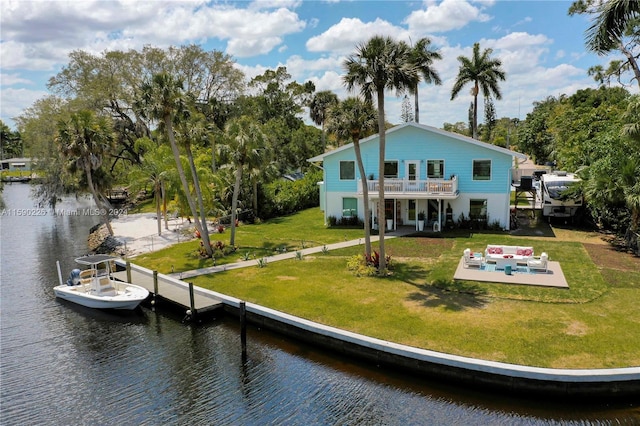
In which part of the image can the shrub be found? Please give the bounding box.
[259,169,322,219]
[346,251,392,276]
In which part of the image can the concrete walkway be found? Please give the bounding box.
[170,227,416,280]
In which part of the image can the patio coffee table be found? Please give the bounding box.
[492,255,526,270]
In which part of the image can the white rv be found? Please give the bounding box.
[539,171,582,220]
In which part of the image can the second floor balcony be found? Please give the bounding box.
[358,176,459,198]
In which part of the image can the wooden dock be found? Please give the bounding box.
[112,260,224,319]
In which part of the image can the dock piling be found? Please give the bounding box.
[188,282,197,321]
[126,261,132,283]
[240,301,247,356]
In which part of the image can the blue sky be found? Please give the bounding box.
[0,0,628,131]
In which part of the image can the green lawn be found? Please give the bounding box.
[135,207,640,369]
[133,208,366,273]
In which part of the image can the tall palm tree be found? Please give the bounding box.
[128,145,172,236]
[343,35,418,274]
[409,37,442,123]
[57,110,115,235]
[219,116,269,246]
[326,97,378,256]
[177,110,214,249]
[309,90,339,151]
[138,72,213,257]
[451,42,506,140]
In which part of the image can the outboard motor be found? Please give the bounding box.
[66,269,81,286]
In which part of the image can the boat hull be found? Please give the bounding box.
[54,283,149,310]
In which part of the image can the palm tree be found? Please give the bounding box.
[56,110,115,235]
[343,35,418,274]
[585,0,640,52]
[176,110,214,250]
[409,37,442,123]
[219,116,269,246]
[128,145,172,236]
[326,97,378,256]
[451,42,506,140]
[309,90,339,151]
[138,72,213,257]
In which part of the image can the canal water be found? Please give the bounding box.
[1,183,638,425]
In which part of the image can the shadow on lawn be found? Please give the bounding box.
[406,282,489,312]
[394,263,488,311]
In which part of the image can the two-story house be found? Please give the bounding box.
[308,122,527,231]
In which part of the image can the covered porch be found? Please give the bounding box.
[360,177,459,233]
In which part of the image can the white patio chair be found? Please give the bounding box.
[463,248,483,268]
[527,252,548,272]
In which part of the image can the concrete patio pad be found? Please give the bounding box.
[453,258,569,288]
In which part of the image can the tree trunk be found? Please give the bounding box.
[377,89,387,274]
[84,163,114,236]
[620,42,640,89]
[252,178,258,215]
[230,166,243,247]
[162,180,168,231]
[472,82,479,139]
[164,115,212,257]
[353,138,372,257]
[185,142,213,255]
[155,183,162,236]
[414,85,420,124]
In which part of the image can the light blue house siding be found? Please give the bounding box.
[309,123,526,230]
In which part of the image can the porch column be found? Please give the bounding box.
[437,199,442,232]
[415,198,418,231]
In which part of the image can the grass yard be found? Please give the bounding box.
[136,208,640,369]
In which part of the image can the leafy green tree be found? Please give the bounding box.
[408,37,442,123]
[15,96,71,207]
[570,0,640,88]
[482,96,497,142]
[343,35,418,274]
[219,116,270,246]
[0,121,22,160]
[326,97,378,256]
[138,72,213,256]
[128,144,174,235]
[309,90,339,151]
[400,95,414,123]
[56,110,116,235]
[442,121,469,136]
[517,96,559,164]
[451,42,506,140]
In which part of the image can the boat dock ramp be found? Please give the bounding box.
[112,260,223,321]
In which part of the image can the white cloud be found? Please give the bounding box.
[0,73,33,86]
[0,87,48,127]
[306,17,410,54]
[405,0,492,34]
[0,1,307,68]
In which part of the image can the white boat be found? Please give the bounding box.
[54,255,149,310]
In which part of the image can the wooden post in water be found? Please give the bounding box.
[240,301,247,356]
[126,261,132,283]
[153,270,158,295]
[188,282,196,321]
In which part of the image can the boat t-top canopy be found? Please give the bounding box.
[74,255,119,266]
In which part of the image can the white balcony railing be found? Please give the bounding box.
[358,176,458,197]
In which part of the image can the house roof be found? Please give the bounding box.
[307,122,527,162]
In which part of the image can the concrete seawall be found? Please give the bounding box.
[117,261,640,399]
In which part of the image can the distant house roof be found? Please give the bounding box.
[308,122,527,162]
[1,157,34,164]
